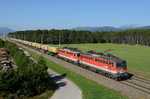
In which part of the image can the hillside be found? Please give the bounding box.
[71,25,150,32]
[0,27,15,34]
[72,26,120,32]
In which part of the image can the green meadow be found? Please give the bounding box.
[52,43,150,79]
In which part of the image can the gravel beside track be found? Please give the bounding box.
[10,40,150,99]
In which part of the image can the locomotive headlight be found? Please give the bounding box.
[119,70,126,73]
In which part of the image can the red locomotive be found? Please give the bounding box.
[79,51,127,80]
[58,47,81,64]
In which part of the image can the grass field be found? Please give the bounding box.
[52,43,150,79]
[24,48,128,99]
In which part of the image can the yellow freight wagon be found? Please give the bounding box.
[23,41,26,44]
[20,40,24,44]
[28,42,32,46]
[48,46,58,53]
[14,39,19,42]
[35,44,41,49]
[25,41,29,45]
[16,39,20,42]
[13,39,17,42]
[32,43,36,47]
[18,39,22,43]
[41,45,48,50]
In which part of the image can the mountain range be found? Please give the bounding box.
[0,24,150,34]
[0,27,15,34]
[72,25,150,32]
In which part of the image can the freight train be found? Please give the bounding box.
[10,38,128,80]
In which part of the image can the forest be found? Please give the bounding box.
[0,39,55,98]
[8,29,150,46]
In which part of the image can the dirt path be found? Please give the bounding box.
[48,69,82,99]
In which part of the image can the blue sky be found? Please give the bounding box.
[0,0,150,30]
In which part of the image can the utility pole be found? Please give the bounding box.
[41,33,43,44]
[35,37,36,43]
[59,35,61,47]
[24,35,25,40]
[35,34,36,43]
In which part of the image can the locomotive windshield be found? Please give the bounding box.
[116,61,126,68]
[121,61,126,67]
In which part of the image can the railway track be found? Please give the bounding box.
[119,75,150,97]
[132,75,150,84]
[6,38,150,99]
[120,80,150,94]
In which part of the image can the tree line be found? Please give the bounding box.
[8,29,150,46]
[0,39,55,98]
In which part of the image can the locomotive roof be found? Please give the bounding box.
[60,47,125,63]
[60,47,82,53]
[81,51,126,63]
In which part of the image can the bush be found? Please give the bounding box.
[0,39,54,97]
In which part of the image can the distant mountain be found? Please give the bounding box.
[119,24,145,29]
[0,27,15,34]
[72,25,150,32]
[137,26,150,29]
[72,26,120,32]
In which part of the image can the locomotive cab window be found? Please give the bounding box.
[76,53,80,57]
[116,63,121,68]
[106,61,108,64]
[109,62,113,66]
